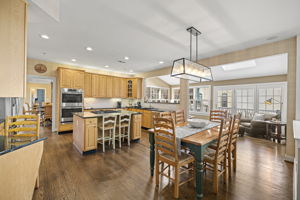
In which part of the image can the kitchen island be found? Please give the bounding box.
[73,110,142,154]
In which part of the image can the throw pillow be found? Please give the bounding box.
[252,113,264,121]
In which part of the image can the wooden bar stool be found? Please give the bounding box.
[115,114,131,148]
[98,115,117,152]
[203,117,231,193]
[154,117,195,199]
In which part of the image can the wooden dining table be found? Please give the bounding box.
[147,122,220,199]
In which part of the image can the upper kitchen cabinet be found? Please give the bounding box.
[0,0,27,97]
[84,73,92,97]
[106,76,113,98]
[127,78,142,99]
[120,78,128,98]
[58,68,84,89]
[92,74,107,98]
[112,77,121,98]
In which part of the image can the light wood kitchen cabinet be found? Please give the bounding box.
[99,75,107,97]
[84,73,92,97]
[131,114,142,140]
[112,77,121,98]
[92,74,107,97]
[106,76,113,98]
[120,78,128,98]
[127,78,142,99]
[59,68,84,89]
[73,71,85,89]
[0,0,27,97]
[142,110,154,129]
[73,115,97,154]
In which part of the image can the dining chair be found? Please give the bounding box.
[203,117,231,193]
[159,111,174,118]
[228,114,241,177]
[115,114,131,148]
[154,117,195,198]
[209,110,227,123]
[175,110,185,125]
[5,115,40,137]
[98,115,117,152]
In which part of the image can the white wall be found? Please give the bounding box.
[294,35,300,200]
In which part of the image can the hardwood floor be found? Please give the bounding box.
[33,127,293,200]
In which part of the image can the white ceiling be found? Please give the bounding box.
[28,0,300,74]
[158,53,288,85]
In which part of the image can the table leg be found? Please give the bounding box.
[149,133,155,176]
[277,124,281,144]
[188,144,204,199]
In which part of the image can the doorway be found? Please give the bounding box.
[27,75,57,132]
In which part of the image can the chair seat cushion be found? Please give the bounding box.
[160,152,194,164]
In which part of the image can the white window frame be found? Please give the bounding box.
[146,86,169,102]
[213,82,287,121]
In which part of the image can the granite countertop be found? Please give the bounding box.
[83,107,166,112]
[74,110,141,119]
[0,136,47,156]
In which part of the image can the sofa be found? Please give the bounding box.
[239,113,279,138]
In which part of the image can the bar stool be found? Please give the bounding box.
[98,115,117,152]
[115,114,131,148]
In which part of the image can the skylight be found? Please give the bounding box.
[222,60,256,71]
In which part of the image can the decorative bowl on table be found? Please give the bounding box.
[187,119,208,128]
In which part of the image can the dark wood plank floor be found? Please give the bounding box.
[33,127,293,200]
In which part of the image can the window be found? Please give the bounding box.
[189,86,211,114]
[216,89,233,112]
[145,86,169,102]
[172,88,180,101]
[213,82,287,120]
[258,87,282,113]
[235,88,255,116]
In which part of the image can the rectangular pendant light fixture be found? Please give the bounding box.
[171,27,213,82]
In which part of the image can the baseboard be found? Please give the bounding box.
[284,154,295,163]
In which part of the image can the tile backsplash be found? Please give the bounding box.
[84,98,140,108]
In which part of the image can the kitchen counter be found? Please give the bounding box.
[0,135,46,200]
[0,136,47,155]
[84,107,166,112]
[74,110,140,119]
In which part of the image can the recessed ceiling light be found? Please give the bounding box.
[129,69,133,73]
[124,56,129,60]
[40,34,49,39]
[222,60,256,71]
[86,46,93,51]
[104,65,109,68]
[159,61,164,64]
[71,59,77,62]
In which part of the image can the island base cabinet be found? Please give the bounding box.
[131,114,142,140]
[73,116,97,154]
